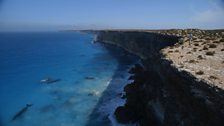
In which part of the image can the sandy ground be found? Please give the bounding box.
[161,30,224,89]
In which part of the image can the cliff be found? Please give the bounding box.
[96,30,224,126]
[96,31,178,59]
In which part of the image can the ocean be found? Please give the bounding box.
[0,32,138,126]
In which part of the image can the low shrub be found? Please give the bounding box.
[206,51,215,56]
[186,51,192,54]
[193,48,197,52]
[213,41,220,44]
[189,60,198,63]
[203,46,208,50]
[196,71,204,75]
[197,55,204,60]
[220,38,224,42]
[194,43,199,46]
[208,44,217,48]
[174,50,179,52]
[209,76,218,80]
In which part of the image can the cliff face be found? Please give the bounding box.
[96,31,178,59]
[96,31,224,126]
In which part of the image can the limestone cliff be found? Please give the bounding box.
[96,31,224,126]
[96,31,178,59]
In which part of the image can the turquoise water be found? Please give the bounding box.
[0,32,137,126]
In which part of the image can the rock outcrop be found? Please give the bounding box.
[96,30,224,126]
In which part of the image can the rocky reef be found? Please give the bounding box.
[96,30,224,126]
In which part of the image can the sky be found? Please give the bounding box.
[0,0,224,30]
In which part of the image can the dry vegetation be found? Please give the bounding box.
[206,51,215,56]
[196,71,204,75]
[160,29,224,89]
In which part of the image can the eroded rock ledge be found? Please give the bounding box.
[96,30,224,126]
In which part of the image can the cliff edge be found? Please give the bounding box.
[96,30,224,126]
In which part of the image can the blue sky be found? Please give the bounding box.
[0,0,224,29]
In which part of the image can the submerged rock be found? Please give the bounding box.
[39,104,55,113]
[85,76,95,80]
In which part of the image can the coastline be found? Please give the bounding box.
[84,42,139,126]
[95,29,224,125]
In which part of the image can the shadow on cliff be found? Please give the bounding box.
[85,43,139,126]
[154,58,224,125]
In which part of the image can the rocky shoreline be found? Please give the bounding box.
[94,29,224,126]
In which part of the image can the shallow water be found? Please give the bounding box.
[0,32,137,126]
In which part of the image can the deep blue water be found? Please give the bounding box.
[0,32,137,126]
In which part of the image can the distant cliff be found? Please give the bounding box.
[96,31,178,59]
[96,31,224,126]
